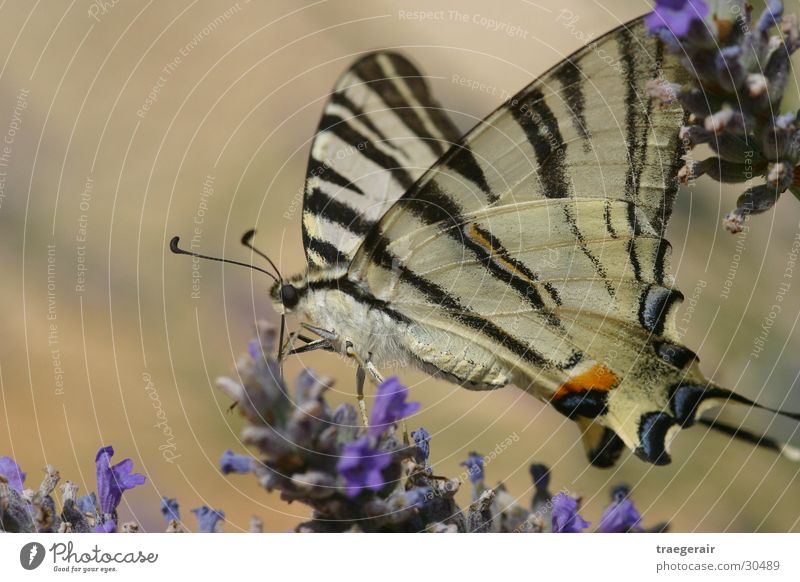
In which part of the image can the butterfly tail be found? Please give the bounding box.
[684,382,800,462]
[696,417,800,462]
[631,381,800,465]
[582,380,800,467]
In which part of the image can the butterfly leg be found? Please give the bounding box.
[346,341,372,426]
[345,341,387,427]
[364,358,384,384]
[354,348,410,444]
[279,329,304,359]
[355,365,369,427]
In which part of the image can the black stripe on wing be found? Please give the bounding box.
[355,53,457,158]
[316,113,416,190]
[306,157,365,195]
[562,202,616,297]
[553,59,592,150]
[303,233,350,266]
[443,145,495,202]
[304,188,374,236]
[510,88,571,199]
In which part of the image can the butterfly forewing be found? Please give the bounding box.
[302,52,462,269]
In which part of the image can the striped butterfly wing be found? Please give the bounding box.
[349,18,697,466]
[302,52,462,269]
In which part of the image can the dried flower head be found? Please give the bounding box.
[646,0,800,232]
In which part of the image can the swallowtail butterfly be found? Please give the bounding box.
[174,15,800,467]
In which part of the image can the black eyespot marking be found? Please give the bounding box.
[281,284,300,309]
[655,341,698,369]
[638,286,683,336]
[669,383,709,427]
[551,389,609,419]
[587,427,626,468]
[634,412,676,465]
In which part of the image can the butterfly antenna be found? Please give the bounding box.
[241,229,284,283]
[169,236,280,284]
[277,314,287,369]
[239,229,290,369]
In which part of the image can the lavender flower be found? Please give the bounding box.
[219,450,253,475]
[461,452,484,484]
[757,0,784,33]
[192,506,225,533]
[336,436,392,497]
[160,497,180,523]
[95,446,146,515]
[402,486,433,510]
[0,456,26,492]
[645,0,709,38]
[91,520,116,533]
[646,0,800,232]
[247,339,262,361]
[368,377,421,437]
[216,323,666,533]
[597,486,643,533]
[412,427,431,465]
[551,493,590,533]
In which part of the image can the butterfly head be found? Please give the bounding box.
[269,273,307,315]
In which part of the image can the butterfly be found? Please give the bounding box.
[172,15,799,467]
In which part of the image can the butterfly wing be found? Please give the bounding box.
[347,17,699,466]
[302,52,462,269]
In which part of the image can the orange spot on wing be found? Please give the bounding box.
[553,364,618,400]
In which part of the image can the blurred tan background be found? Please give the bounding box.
[1,0,799,532]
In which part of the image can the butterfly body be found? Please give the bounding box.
[262,17,800,467]
[277,272,413,367]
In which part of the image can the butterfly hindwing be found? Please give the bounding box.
[302,52,462,269]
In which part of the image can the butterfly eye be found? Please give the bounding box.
[280,284,300,309]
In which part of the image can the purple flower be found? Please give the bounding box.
[551,492,590,533]
[402,486,433,510]
[336,436,392,497]
[597,486,643,533]
[756,0,783,33]
[95,446,146,515]
[247,340,261,361]
[460,452,484,485]
[645,0,709,37]
[92,520,117,533]
[160,497,180,523]
[0,456,26,492]
[192,506,225,532]
[219,450,253,475]
[412,427,431,464]
[368,377,420,437]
